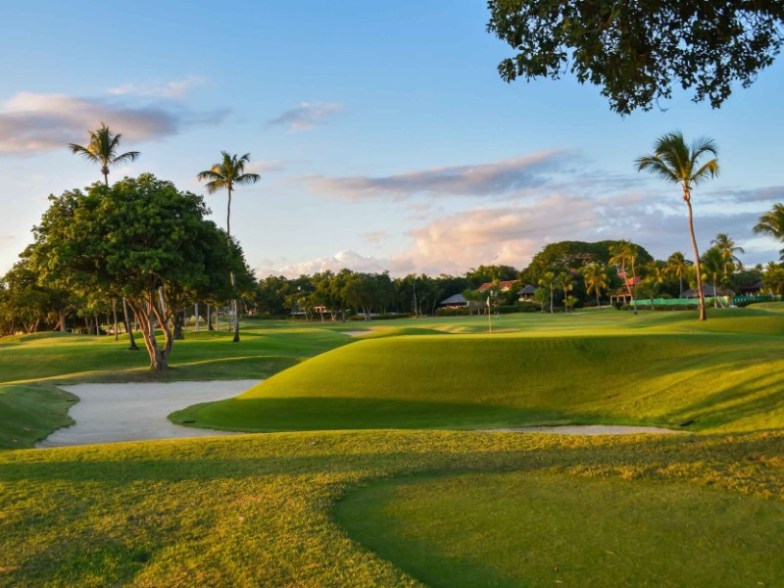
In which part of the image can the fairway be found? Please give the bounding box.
[173,307,784,434]
[1,307,783,586]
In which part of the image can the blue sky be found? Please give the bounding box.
[2,1,783,277]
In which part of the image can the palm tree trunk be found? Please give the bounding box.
[225,186,240,343]
[685,195,707,320]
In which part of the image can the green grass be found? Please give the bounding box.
[337,470,784,587]
[0,384,77,449]
[173,307,784,433]
[2,307,784,585]
[1,429,782,586]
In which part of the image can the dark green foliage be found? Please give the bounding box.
[521,240,651,286]
[29,175,245,369]
[487,1,784,114]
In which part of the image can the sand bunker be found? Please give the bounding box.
[343,330,372,337]
[37,380,260,447]
[487,425,682,435]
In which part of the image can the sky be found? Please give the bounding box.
[1,1,783,278]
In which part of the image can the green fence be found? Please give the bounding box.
[633,295,779,307]
[633,297,725,307]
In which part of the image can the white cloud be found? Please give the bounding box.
[267,101,345,131]
[246,159,287,174]
[305,151,570,201]
[0,92,227,155]
[108,76,207,99]
[257,250,390,278]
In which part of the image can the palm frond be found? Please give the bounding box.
[111,151,140,165]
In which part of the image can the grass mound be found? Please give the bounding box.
[173,327,784,433]
[336,470,784,587]
[0,384,76,449]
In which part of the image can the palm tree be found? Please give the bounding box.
[701,247,724,308]
[609,241,639,314]
[636,132,719,321]
[68,123,140,186]
[555,272,574,312]
[68,123,140,350]
[666,252,690,297]
[711,233,744,283]
[754,203,784,260]
[582,263,608,307]
[538,271,556,314]
[197,152,260,343]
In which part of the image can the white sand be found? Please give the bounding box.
[486,425,682,435]
[343,330,371,337]
[37,380,260,447]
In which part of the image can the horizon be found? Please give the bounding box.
[2,2,783,279]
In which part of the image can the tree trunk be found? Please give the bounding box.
[549,286,554,314]
[112,299,119,341]
[122,298,140,351]
[207,304,214,330]
[94,315,100,335]
[173,309,184,340]
[127,297,169,371]
[195,303,200,331]
[59,308,67,332]
[685,194,707,320]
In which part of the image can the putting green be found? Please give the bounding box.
[335,470,784,587]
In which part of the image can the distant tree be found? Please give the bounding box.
[711,233,744,283]
[701,247,724,307]
[582,263,608,307]
[754,203,784,260]
[521,240,652,287]
[555,272,574,312]
[197,152,261,342]
[637,132,719,320]
[533,287,549,313]
[666,251,691,297]
[538,271,557,314]
[487,2,784,114]
[30,174,238,370]
[609,241,639,314]
[763,262,784,295]
[465,265,519,288]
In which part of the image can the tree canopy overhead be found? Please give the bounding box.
[487,1,784,114]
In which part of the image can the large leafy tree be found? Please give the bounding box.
[197,152,260,343]
[30,174,239,370]
[487,1,784,114]
[754,203,784,260]
[637,132,719,320]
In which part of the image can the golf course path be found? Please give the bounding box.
[37,380,260,447]
[487,425,682,435]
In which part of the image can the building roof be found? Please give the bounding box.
[478,280,518,292]
[519,284,536,295]
[440,293,468,306]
